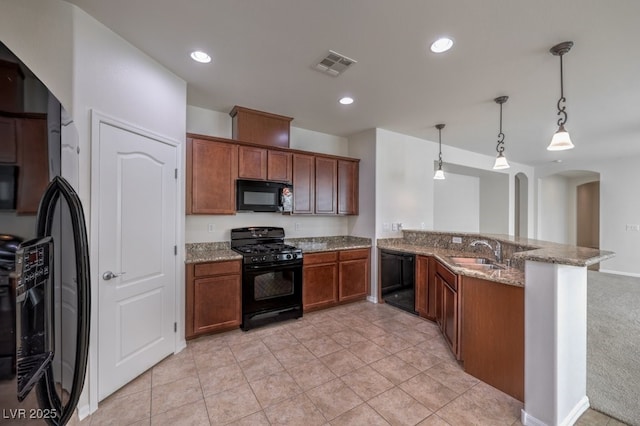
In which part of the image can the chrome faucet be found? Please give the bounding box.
[470,239,503,263]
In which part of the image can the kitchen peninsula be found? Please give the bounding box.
[378,230,614,426]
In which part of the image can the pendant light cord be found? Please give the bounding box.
[557,53,568,127]
[497,101,505,154]
[438,127,443,168]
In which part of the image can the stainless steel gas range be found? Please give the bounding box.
[230,227,303,331]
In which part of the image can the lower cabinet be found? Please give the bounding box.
[461,276,524,402]
[434,260,461,360]
[303,248,370,312]
[186,259,241,339]
[415,256,437,320]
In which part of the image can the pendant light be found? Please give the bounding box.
[548,41,575,151]
[493,96,510,169]
[434,124,446,180]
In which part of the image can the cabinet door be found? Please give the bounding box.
[434,273,444,328]
[338,253,369,302]
[193,274,241,335]
[337,159,358,215]
[267,150,292,182]
[292,153,315,214]
[303,263,338,311]
[0,116,17,163]
[16,118,48,214]
[238,145,267,180]
[415,256,429,317]
[187,138,238,214]
[315,156,337,214]
[441,279,458,357]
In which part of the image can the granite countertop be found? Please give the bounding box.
[185,236,372,264]
[285,236,372,253]
[377,230,616,287]
[377,241,525,287]
[185,242,241,264]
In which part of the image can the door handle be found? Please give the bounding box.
[102,271,126,281]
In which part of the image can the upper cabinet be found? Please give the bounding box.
[292,153,315,214]
[186,136,238,214]
[237,145,292,183]
[230,106,293,148]
[0,59,25,113]
[338,159,359,215]
[315,156,338,214]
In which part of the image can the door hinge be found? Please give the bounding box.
[174,245,177,256]
[174,322,177,333]
[174,168,178,180]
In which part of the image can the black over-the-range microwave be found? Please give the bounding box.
[236,179,293,212]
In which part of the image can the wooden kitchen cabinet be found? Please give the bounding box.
[338,249,370,302]
[237,145,292,183]
[415,255,437,320]
[186,259,242,338]
[461,276,524,401]
[230,105,293,148]
[337,159,358,215]
[315,156,338,214]
[0,116,17,163]
[238,145,267,180]
[0,59,24,113]
[186,135,238,214]
[303,248,371,312]
[434,260,460,359]
[292,153,315,214]
[303,251,338,311]
[15,116,48,214]
[267,150,292,182]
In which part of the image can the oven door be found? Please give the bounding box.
[242,260,302,330]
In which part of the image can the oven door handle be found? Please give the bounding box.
[245,261,302,271]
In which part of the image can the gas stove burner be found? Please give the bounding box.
[230,227,303,265]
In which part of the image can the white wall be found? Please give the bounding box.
[479,172,509,234]
[434,173,480,232]
[537,174,571,244]
[375,129,434,237]
[185,106,350,243]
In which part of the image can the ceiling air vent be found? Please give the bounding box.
[314,50,357,77]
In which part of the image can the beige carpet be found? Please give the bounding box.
[587,271,640,425]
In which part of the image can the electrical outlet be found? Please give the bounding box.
[452,236,463,244]
[207,224,215,232]
[383,223,390,231]
[421,222,425,230]
[626,224,640,231]
[295,223,301,231]
[391,223,398,231]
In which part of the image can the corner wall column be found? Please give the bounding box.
[522,261,589,426]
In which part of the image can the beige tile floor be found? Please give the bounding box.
[76,301,624,426]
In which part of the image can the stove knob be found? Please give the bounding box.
[286,254,292,260]
[262,256,267,262]
[252,257,259,263]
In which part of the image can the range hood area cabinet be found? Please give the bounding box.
[186,133,359,216]
[230,106,293,148]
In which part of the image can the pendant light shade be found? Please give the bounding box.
[434,124,446,180]
[493,96,510,170]
[548,41,575,151]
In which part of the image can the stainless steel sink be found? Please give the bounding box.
[450,256,506,270]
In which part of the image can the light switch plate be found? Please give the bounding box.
[452,236,463,244]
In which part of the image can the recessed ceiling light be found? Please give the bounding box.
[553,159,563,163]
[339,97,354,105]
[190,51,211,63]
[430,37,454,53]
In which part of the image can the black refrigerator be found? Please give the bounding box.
[1,42,91,425]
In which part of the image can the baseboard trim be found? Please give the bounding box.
[78,403,92,421]
[366,295,378,303]
[598,268,640,278]
[561,396,590,426]
[521,396,590,426]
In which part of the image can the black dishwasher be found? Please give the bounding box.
[380,250,416,314]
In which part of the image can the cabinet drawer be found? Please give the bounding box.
[194,260,241,277]
[339,248,370,261]
[436,261,457,291]
[303,251,338,265]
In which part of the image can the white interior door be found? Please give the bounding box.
[96,119,177,401]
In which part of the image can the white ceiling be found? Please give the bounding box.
[65,0,640,167]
